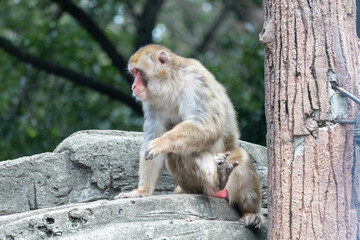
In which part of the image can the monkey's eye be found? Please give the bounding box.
[131,67,140,75]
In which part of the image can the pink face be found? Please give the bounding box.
[129,47,170,101]
[131,67,146,100]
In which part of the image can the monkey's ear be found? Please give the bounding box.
[158,51,169,65]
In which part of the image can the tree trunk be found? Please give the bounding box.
[260,0,360,239]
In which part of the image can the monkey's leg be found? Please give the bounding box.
[210,148,264,228]
[227,168,264,228]
[226,148,264,228]
[114,154,165,199]
[173,185,185,194]
[196,152,220,195]
[166,152,219,195]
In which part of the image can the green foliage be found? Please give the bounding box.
[0,0,265,161]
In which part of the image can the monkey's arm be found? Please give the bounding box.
[115,116,166,199]
[146,118,221,159]
[145,71,226,159]
[137,115,168,193]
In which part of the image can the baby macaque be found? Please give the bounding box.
[114,44,264,228]
[211,148,264,228]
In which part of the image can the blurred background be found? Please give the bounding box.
[0,0,265,161]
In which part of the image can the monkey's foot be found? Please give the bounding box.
[214,152,230,170]
[173,185,185,194]
[239,213,265,229]
[208,187,228,199]
[214,152,239,174]
[114,189,149,199]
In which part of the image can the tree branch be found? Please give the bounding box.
[231,6,246,22]
[2,72,38,128]
[229,0,255,23]
[0,35,142,114]
[123,0,139,20]
[135,0,166,50]
[191,2,231,57]
[51,0,133,85]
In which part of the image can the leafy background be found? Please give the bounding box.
[0,0,265,161]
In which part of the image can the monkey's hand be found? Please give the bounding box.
[145,137,171,160]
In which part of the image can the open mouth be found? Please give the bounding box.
[131,67,147,86]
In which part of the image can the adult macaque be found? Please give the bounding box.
[114,44,263,228]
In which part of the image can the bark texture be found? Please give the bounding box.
[261,0,360,239]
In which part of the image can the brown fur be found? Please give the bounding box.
[114,44,264,228]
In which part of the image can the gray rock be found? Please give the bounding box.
[0,130,268,239]
[0,153,71,216]
[0,130,267,216]
[54,130,176,198]
[0,195,266,240]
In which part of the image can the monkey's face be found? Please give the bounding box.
[128,45,172,102]
[130,67,147,100]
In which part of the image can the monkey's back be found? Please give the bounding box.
[173,55,240,152]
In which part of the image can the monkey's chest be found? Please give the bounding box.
[163,116,182,130]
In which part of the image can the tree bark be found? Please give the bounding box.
[261,0,359,239]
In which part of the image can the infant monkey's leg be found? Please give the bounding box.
[213,148,265,228]
[166,152,219,195]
